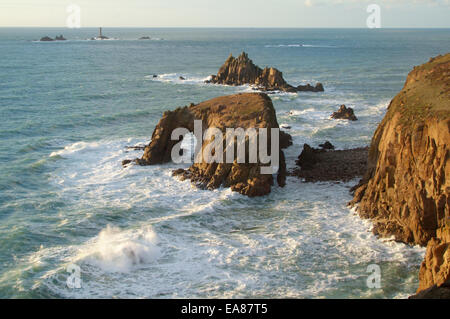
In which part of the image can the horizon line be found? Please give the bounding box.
[1,26,450,29]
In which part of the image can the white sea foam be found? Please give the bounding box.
[50,141,102,157]
[288,108,316,116]
[147,73,211,85]
[360,100,390,116]
[265,44,337,48]
[74,225,160,273]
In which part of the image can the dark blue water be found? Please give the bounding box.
[0,28,449,298]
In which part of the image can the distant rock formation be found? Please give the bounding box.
[206,52,324,93]
[331,105,358,121]
[139,36,151,40]
[39,36,54,42]
[40,35,67,41]
[297,83,324,92]
[349,54,450,296]
[124,93,292,197]
[292,143,368,182]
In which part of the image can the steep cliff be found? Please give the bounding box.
[350,54,450,294]
[126,93,291,197]
[206,52,324,93]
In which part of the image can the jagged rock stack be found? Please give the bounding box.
[206,52,324,93]
[331,105,358,121]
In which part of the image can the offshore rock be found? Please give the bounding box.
[130,93,291,197]
[206,52,324,93]
[39,36,54,42]
[293,143,368,182]
[331,105,358,121]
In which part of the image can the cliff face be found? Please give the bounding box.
[350,54,450,293]
[133,93,291,197]
[207,52,324,93]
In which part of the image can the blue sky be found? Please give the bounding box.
[0,0,449,28]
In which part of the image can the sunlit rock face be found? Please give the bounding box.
[349,54,450,295]
[130,93,291,197]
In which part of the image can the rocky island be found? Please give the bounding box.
[349,54,450,297]
[39,35,66,42]
[206,52,324,93]
[124,93,292,197]
[331,104,358,121]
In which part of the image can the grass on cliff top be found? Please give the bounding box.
[388,54,449,127]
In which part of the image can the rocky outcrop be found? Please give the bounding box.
[410,280,450,299]
[318,141,335,150]
[349,54,450,295]
[39,35,66,41]
[297,83,324,92]
[417,232,450,292]
[206,52,324,93]
[126,93,291,197]
[39,36,54,42]
[292,143,368,182]
[331,105,358,121]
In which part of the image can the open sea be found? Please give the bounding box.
[0,28,449,298]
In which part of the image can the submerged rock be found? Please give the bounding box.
[331,105,358,121]
[206,52,324,93]
[126,93,291,197]
[348,53,450,295]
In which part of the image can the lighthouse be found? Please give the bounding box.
[92,27,109,40]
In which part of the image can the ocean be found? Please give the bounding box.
[0,27,449,298]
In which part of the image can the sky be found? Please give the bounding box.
[0,0,449,28]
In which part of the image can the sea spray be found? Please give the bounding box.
[75,225,160,273]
